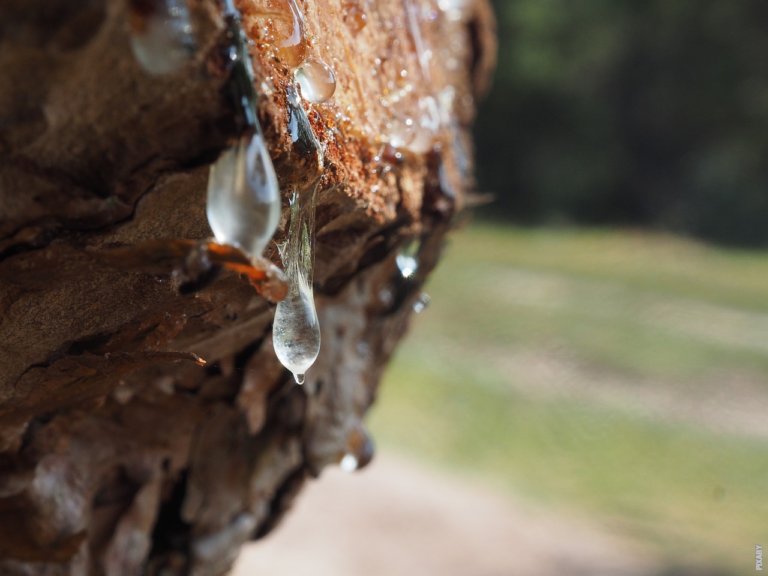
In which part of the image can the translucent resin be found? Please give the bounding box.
[405,96,441,153]
[206,133,281,258]
[273,190,321,384]
[129,0,195,75]
[295,58,337,104]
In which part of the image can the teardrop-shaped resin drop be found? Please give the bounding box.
[267,0,309,67]
[295,58,337,104]
[206,133,281,257]
[384,114,415,148]
[273,273,321,384]
[129,0,195,75]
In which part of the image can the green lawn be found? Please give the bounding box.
[369,224,768,574]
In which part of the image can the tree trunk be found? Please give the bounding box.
[0,0,495,574]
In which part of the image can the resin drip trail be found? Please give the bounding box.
[273,187,321,384]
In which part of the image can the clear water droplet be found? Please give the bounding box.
[413,292,431,313]
[206,132,281,257]
[396,238,420,279]
[295,58,337,104]
[130,0,196,75]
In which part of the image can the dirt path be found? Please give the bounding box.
[232,453,661,576]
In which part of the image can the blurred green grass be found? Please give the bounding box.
[369,223,768,574]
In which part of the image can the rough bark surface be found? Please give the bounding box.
[0,0,495,574]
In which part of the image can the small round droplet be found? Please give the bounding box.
[413,292,431,313]
[295,58,337,104]
[343,0,368,34]
[294,373,306,385]
[340,453,359,472]
[129,0,196,75]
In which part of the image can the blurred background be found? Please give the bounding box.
[235,1,768,574]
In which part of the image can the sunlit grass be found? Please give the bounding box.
[369,223,768,574]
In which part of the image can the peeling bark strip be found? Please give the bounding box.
[0,0,495,574]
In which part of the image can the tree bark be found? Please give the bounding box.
[0,0,495,574]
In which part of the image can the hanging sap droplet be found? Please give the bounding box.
[273,273,321,384]
[413,292,431,313]
[207,132,281,258]
[396,238,420,279]
[273,190,321,384]
[129,0,196,75]
[406,96,441,153]
[295,58,337,104]
[339,423,374,472]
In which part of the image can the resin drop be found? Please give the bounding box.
[384,114,415,149]
[207,133,281,258]
[340,424,374,472]
[295,58,337,104]
[274,0,309,67]
[339,453,359,472]
[342,0,368,34]
[273,191,321,384]
[396,239,420,279]
[273,273,320,384]
[129,0,195,75]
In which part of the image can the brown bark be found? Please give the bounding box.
[0,0,495,574]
